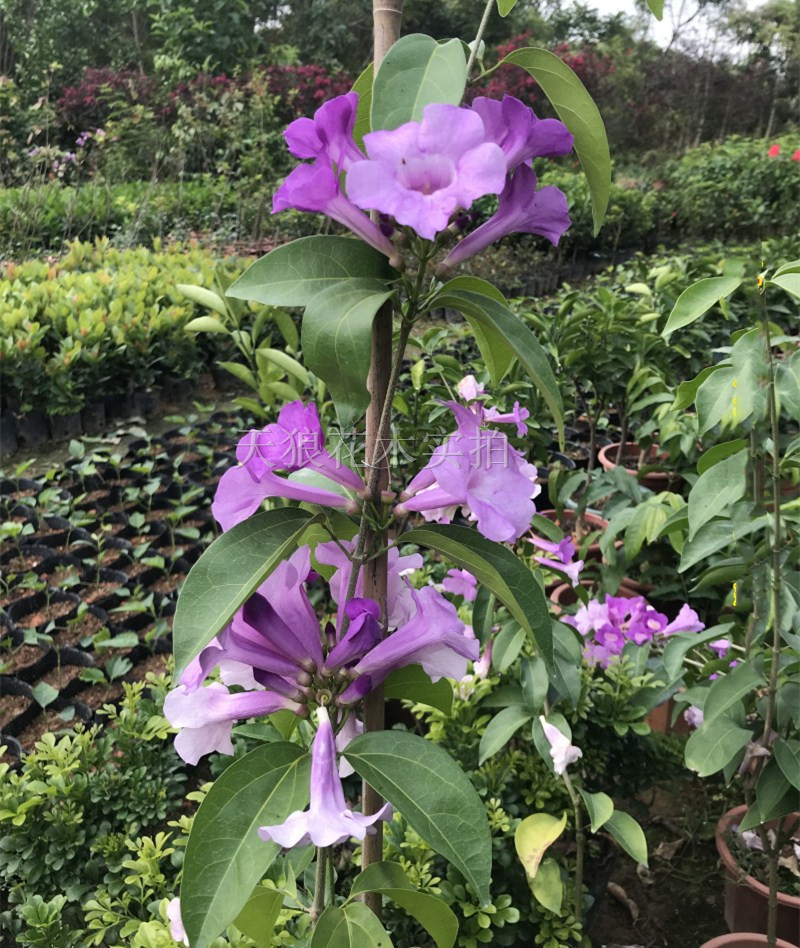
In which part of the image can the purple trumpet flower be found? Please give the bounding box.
[443,163,570,267]
[709,637,731,658]
[258,706,392,848]
[339,586,478,704]
[346,103,506,240]
[283,91,364,172]
[397,401,540,543]
[315,539,423,629]
[469,95,574,169]
[527,534,583,587]
[212,401,364,531]
[442,568,478,601]
[164,683,302,765]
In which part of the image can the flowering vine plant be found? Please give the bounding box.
[168,11,625,947]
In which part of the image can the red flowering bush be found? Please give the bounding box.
[58,68,158,129]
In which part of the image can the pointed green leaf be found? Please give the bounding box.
[646,0,665,19]
[532,857,563,913]
[770,272,800,301]
[685,715,753,777]
[352,62,374,149]
[703,662,764,725]
[578,789,614,833]
[697,439,749,475]
[688,448,747,539]
[775,739,800,791]
[173,507,317,676]
[663,276,743,336]
[737,760,794,831]
[383,664,453,714]
[496,48,610,234]
[233,887,284,948]
[430,286,564,447]
[371,34,467,131]
[182,744,311,948]
[301,279,394,429]
[605,810,648,866]
[312,902,393,948]
[227,236,394,307]
[514,811,567,881]
[479,706,532,764]
[177,282,228,316]
[349,863,458,948]
[403,523,553,665]
[184,315,229,334]
[521,656,549,713]
[345,730,492,905]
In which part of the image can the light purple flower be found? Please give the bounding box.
[346,103,507,240]
[212,401,363,531]
[443,163,571,267]
[661,603,705,636]
[469,95,574,169]
[258,706,391,848]
[709,637,731,658]
[457,375,485,401]
[167,898,188,946]
[539,716,583,775]
[339,586,478,704]
[324,598,383,672]
[527,534,583,587]
[315,539,423,629]
[684,705,704,729]
[483,402,530,436]
[273,162,396,257]
[335,714,363,778]
[397,402,540,543]
[283,91,364,172]
[164,683,301,765]
[442,568,478,601]
[738,828,765,852]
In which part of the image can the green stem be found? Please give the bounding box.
[465,0,495,78]
[311,846,330,924]
[561,770,584,925]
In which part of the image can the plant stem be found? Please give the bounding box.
[466,0,495,78]
[561,770,584,924]
[311,846,330,924]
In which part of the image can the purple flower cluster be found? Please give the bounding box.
[273,92,573,257]
[567,595,705,668]
[164,545,478,765]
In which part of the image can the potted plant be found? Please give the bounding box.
[664,259,800,947]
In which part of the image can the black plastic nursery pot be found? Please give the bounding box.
[132,388,159,419]
[0,412,18,457]
[7,588,82,636]
[81,399,106,435]
[103,390,131,421]
[14,410,49,448]
[0,628,57,683]
[48,411,83,442]
[0,677,37,736]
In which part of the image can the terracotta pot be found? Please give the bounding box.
[715,805,800,943]
[538,508,609,562]
[645,696,689,736]
[598,441,683,492]
[700,935,797,947]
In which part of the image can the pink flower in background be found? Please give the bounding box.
[259,706,391,848]
[792,149,800,161]
[768,143,781,157]
[346,103,506,239]
[442,568,478,601]
[539,716,583,775]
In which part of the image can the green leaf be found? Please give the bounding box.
[703,662,764,725]
[673,365,721,411]
[479,706,532,764]
[32,681,58,708]
[521,656,549,713]
[496,0,519,13]
[578,789,614,833]
[345,730,492,905]
[227,236,394,307]
[605,810,648,866]
[302,279,394,429]
[774,738,800,791]
[697,439,749,475]
[679,513,768,572]
[371,34,467,131]
[219,360,258,391]
[177,283,228,316]
[349,863,457,948]
[352,63,374,150]
[496,48,610,234]
[685,715,753,777]
[255,347,309,386]
[184,315,229,334]
[492,622,526,673]
[403,524,553,665]
[433,277,514,385]
[434,285,564,446]
[646,0,665,19]
[182,744,311,948]
[514,811,567,880]
[383,664,453,714]
[687,449,747,539]
[738,760,794,831]
[695,366,738,434]
[770,272,800,301]
[661,624,734,682]
[312,902,393,948]
[173,507,316,677]
[663,276,743,335]
[532,858,563,913]
[233,887,284,948]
